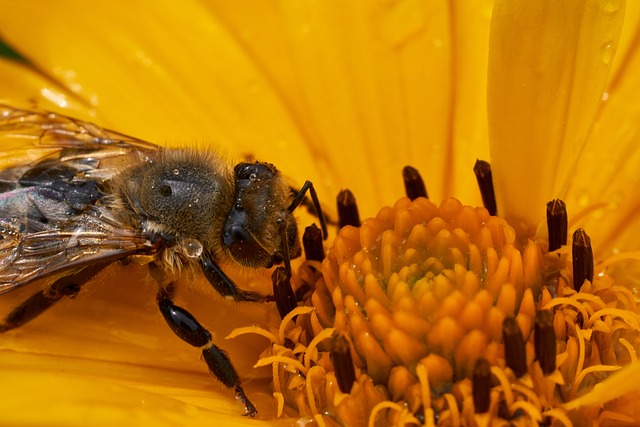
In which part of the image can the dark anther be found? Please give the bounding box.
[402,166,428,200]
[572,228,594,291]
[472,358,491,413]
[546,199,567,252]
[330,333,356,393]
[272,267,297,319]
[534,310,556,375]
[473,160,497,216]
[337,189,360,229]
[303,224,325,262]
[502,316,527,377]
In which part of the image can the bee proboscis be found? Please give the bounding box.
[0,104,327,416]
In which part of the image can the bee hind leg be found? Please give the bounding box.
[0,263,109,333]
[156,284,257,416]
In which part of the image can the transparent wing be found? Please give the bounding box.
[0,208,153,294]
[0,105,160,293]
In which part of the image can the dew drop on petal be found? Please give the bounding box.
[601,41,614,65]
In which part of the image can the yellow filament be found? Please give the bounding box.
[254,355,307,374]
[443,393,460,427]
[279,306,315,343]
[271,347,289,395]
[490,366,514,409]
[575,325,586,384]
[595,251,640,272]
[314,414,328,427]
[305,373,319,416]
[542,408,572,427]
[273,392,285,417]
[588,308,640,330]
[303,327,335,370]
[570,365,622,399]
[543,297,590,323]
[570,292,606,310]
[416,363,431,409]
[564,361,640,411]
[619,338,637,362]
[512,383,541,408]
[510,401,542,424]
[368,401,406,427]
[225,325,278,343]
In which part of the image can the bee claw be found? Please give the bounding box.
[236,386,257,417]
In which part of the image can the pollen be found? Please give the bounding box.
[236,179,640,426]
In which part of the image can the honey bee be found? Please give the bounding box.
[0,104,326,416]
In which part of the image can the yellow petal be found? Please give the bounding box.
[487,0,626,234]
[0,58,97,120]
[565,1,640,258]
[206,0,493,210]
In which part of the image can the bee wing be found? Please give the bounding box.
[0,104,159,169]
[0,105,159,294]
[0,209,152,294]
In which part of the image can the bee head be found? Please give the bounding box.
[222,162,300,268]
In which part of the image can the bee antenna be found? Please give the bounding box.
[288,181,328,240]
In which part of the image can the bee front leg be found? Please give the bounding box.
[155,282,257,416]
[0,262,109,333]
[200,249,273,302]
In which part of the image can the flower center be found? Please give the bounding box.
[234,163,640,426]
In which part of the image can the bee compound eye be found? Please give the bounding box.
[183,237,204,258]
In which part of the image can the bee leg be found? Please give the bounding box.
[0,263,109,333]
[200,250,273,302]
[288,181,329,240]
[156,285,257,416]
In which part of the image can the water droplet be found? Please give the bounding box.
[183,237,203,258]
[601,41,614,65]
[172,168,180,175]
[602,91,609,101]
[433,38,443,48]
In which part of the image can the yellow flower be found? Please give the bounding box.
[1,0,639,426]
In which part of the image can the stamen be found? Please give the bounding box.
[572,228,594,291]
[271,266,297,319]
[546,199,567,252]
[402,166,428,200]
[503,316,527,377]
[330,333,356,393]
[337,189,361,228]
[473,160,497,215]
[303,224,325,262]
[473,357,491,413]
[534,310,556,375]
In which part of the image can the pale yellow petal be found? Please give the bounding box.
[207,0,492,212]
[565,4,640,258]
[0,58,97,120]
[487,0,625,234]
[0,267,282,425]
